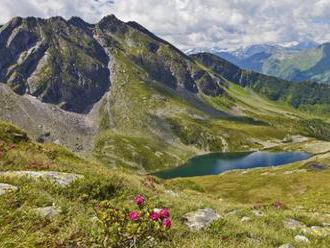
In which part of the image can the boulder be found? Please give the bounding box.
[278,244,295,248]
[252,210,264,217]
[294,235,309,243]
[241,216,251,222]
[283,218,306,230]
[0,183,18,195]
[34,206,60,218]
[182,208,220,230]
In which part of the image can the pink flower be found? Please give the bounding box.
[162,218,172,229]
[128,211,140,221]
[149,211,160,221]
[134,194,145,206]
[159,208,170,219]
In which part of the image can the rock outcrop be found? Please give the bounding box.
[0,171,83,186]
[182,208,220,230]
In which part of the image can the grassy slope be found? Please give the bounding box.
[1,120,330,247]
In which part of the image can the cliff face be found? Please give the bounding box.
[0,15,224,113]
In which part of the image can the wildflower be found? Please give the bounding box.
[159,208,170,219]
[149,211,160,221]
[134,194,145,206]
[273,200,284,209]
[162,218,171,229]
[128,211,140,221]
[9,144,16,149]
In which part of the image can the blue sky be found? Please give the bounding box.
[1,0,330,49]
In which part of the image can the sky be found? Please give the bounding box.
[1,0,330,49]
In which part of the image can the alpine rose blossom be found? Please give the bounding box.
[149,211,160,221]
[128,211,140,221]
[162,218,172,229]
[134,194,145,206]
[159,208,170,219]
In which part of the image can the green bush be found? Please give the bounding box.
[64,175,125,201]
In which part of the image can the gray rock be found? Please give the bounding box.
[252,210,264,217]
[182,208,220,230]
[241,216,251,222]
[283,218,306,230]
[0,183,18,195]
[164,190,179,197]
[0,171,83,186]
[307,163,327,171]
[225,209,239,216]
[294,235,310,243]
[278,243,295,248]
[34,206,60,218]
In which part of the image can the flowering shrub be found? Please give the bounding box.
[96,194,172,247]
[272,200,285,210]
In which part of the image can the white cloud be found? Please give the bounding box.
[1,0,330,49]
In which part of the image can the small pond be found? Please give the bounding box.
[154,151,311,179]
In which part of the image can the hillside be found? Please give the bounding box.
[262,43,330,84]
[209,43,330,84]
[2,118,330,247]
[192,53,330,113]
[0,116,329,247]
[1,15,330,173]
[0,14,330,247]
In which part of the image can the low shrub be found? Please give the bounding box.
[96,194,172,247]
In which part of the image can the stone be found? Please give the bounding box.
[278,243,295,248]
[182,208,220,230]
[294,235,310,243]
[241,216,251,222]
[224,209,239,216]
[0,183,18,195]
[164,190,178,197]
[252,210,264,217]
[307,163,327,171]
[283,218,306,230]
[34,206,60,218]
[0,171,84,186]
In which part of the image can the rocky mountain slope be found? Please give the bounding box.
[192,53,330,110]
[206,42,330,84]
[0,15,330,247]
[1,15,330,172]
[262,43,330,84]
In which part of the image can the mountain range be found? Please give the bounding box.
[192,41,330,84]
[1,15,330,171]
[1,14,330,247]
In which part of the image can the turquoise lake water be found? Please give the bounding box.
[154,151,311,179]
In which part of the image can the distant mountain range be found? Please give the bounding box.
[186,41,330,84]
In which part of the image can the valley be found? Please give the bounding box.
[0,14,329,248]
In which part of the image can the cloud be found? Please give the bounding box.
[1,0,330,49]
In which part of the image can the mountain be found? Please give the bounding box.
[0,15,330,248]
[1,15,330,172]
[185,42,317,71]
[202,42,330,84]
[262,42,330,84]
[0,15,228,169]
[191,52,330,109]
